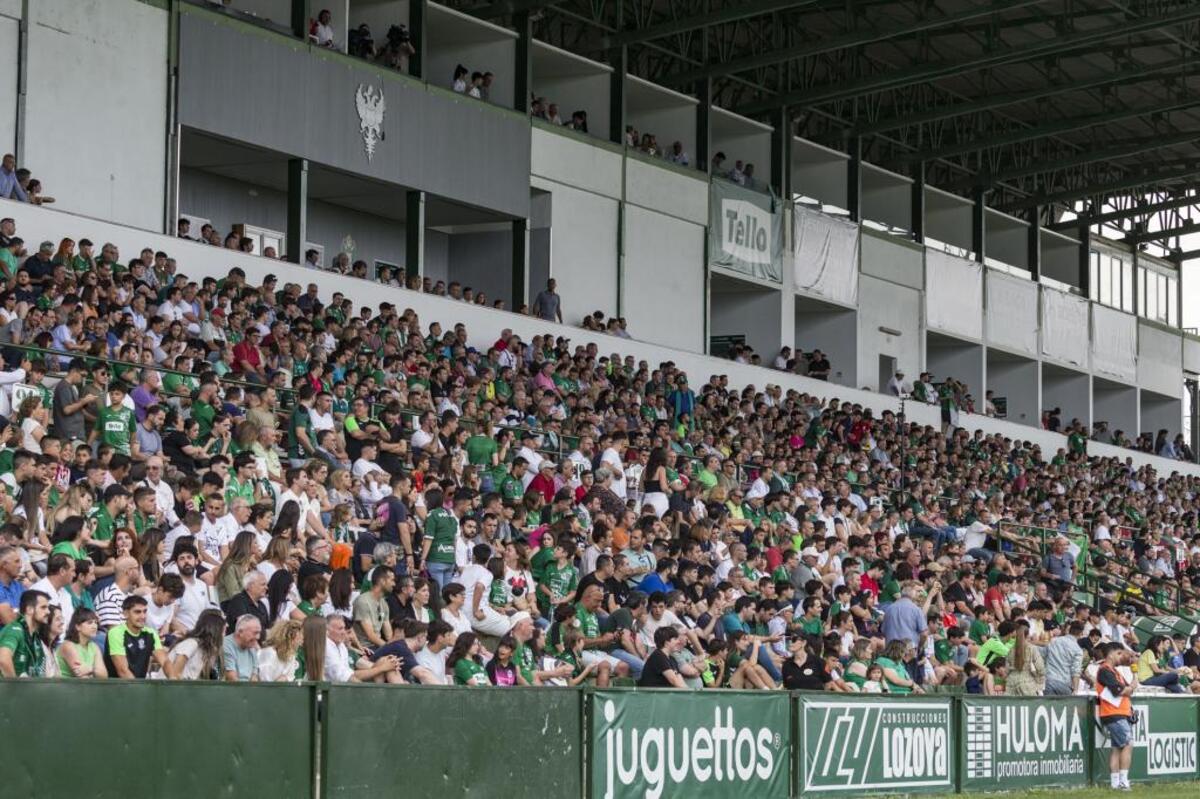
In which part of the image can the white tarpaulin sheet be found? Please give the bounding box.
[792,206,859,306]
[925,249,983,340]
[1040,287,1089,368]
[985,270,1038,355]
[1091,305,1137,382]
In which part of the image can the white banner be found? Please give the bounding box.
[792,206,859,306]
[1040,287,1089,368]
[985,270,1038,355]
[1091,305,1137,382]
[925,249,983,340]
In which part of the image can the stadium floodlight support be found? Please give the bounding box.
[733,6,1200,116]
[1077,226,1091,296]
[512,219,529,310]
[697,76,713,172]
[410,0,428,79]
[971,186,986,264]
[660,0,1045,87]
[1027,206,1041,281]
[604,0,824,48]
[910,162,926,243]
[290,0,312,40]
[286,158,308,266]
[514,10,532,114]
[1045,192,1200,231]
[853,57,1200,136]
[847,136,863,223]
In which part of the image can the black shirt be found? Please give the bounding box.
[603,577,630,610]
[638,649,678,687]
[377,497,409,548]
[373,639,420,681]
[783,655,829,691]
[352,531,379,584]
[1184,649,1200,669]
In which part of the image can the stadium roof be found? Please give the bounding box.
[461,0,1200,250]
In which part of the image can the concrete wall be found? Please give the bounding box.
[860,231,923,290]
[0,8,16,156]
[857,274,921,392]
[1140,391,1182,441]
[622,205,704,352]
[1093,381,1138,441]
[927,338,984,400]
[711,284,783,360]
[447,230,513,305]
[1042,368,1090,428]
[985,356,1038,427]
[531,178,619,324]
[24,0,168,229]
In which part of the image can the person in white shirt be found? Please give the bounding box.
[140,457,179,527]
[29,554,76,631]
[164,545,214,631]
[308,392,335,435]
[310,8,335,48]
[773,347,791,370]
[515,433,544,486]
[415,621,455,684]
[410,411,437,452]
[144,575,184,638]
[600,435,628,501]
[887,371,908,397]
[460,543,509,637]
[257,619,302,682]
[198,495,237,568]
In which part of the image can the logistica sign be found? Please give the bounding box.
[1093,699,1200,783]
[590,690,790,799]
[962,699,1087,790]
[801,698,954,794]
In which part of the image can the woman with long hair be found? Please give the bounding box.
[14,479,51,572]
[266,569,297,626]
[447,632,489,686]
[215,531,259,603]
[52,484,95,526]
[135,529,167,583]
[56,608,107,678]
[1005,623,1045,695]
[38,606,65,677]
[410,577,436,624]
[256,535,293,582]
[272,500,302,543]
[164,609,226,680]
[49,516,91,562]
[298,615,327,681]
[327,569,355,617]
[257,619,304,681]
[16,395,48,454]
[640,447,671,519]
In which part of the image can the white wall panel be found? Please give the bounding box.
[541,180,619,324]
[985,270,1038,356]
[857,274,921,391]
[24,0,167,230]
[1185,336,1200,374]
[860,231,922,290]
[792,206,858,306]
[1040,287,1089,368]
[623,158,707,225]
[925,249,983,340]
[530,127,622,199]
[623,206,703,351]
[1091,305,1137,383]
[0,0,20,19]
[1138,322,1183,399]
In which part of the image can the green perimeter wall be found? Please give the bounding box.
[1,681,1195,798]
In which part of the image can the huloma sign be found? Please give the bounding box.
[801,698,954,795]
[962,698,1088,790]
[589,691,790,799]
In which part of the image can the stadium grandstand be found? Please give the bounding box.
[5,0,1200,796]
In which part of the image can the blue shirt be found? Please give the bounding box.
[721,612,750,635]
[880,597,927,647]
[0,167,27,202]
[0,576,23,613]
[637,573,673,596]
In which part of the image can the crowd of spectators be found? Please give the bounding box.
[624,127,691,168]
[0,213,1197,711]
[531,97,588,134]
[452,65,495,101]
[348,21,416,72]
[711,152,759,189]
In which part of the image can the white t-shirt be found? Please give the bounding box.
[167,637,213,680]
[325,638,354,682]
[601,448,626,499]
[459,563,493,615]
[171,573,213,630]
[145,596,178,635]
[29,577,74,630]
[309,408,335,433]
[416,645,450,684]
[441,608,472,639]
[257,647,298,682]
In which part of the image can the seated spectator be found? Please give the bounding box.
[106,595,167,679]
[0,154,27,202]
[310,8,335,48]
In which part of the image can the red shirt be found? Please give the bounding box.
[232,341,262,373]
[860,574,880,597]
[984,586,1006,612]
[529,473,556,504]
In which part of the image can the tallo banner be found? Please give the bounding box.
[589,690,790,799]
[709,180,783,283]
[961,697,1089,791]
[1093,697,1199,784]
[799,695,954,795]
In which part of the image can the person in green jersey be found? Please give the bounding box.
[447,632,490,686]
[89,383,135,456]
[0,589,50,677]
[191,382,219,440]
[537,538,579,617]
[420,487,469,591]
[499,458,528,504]
[89,484,132,543]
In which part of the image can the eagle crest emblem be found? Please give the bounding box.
[355,84,386,161]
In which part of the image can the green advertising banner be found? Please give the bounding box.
[961,697,1089,791]
[589,689,791,799]
[1093,697,1200,784]
[1131,615,1200,648]
[799,695,954,795]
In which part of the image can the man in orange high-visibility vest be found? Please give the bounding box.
[1096,642,1139,791]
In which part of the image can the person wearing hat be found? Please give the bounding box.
[528,459,557,505]
[89,382,136,458]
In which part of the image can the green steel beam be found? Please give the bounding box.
[606,0,824,47]
[853,57,1200,135]
[953,130,1200,189]
[896,95,1200,165]
[1045,192,1200,230]
[734,7,1200,115]
[1005,164,1200,211]
[660,0,1046,86]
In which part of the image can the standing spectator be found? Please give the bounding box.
[452,65,468,93]
[52,358,94,443]
[1044,621,1085,695]
[1096,643,1136,791]
[310,9,335,48]
[807,350,831,381]
[0,154,27,202]
[532,279,562,323]
[1004,625,1044,695]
